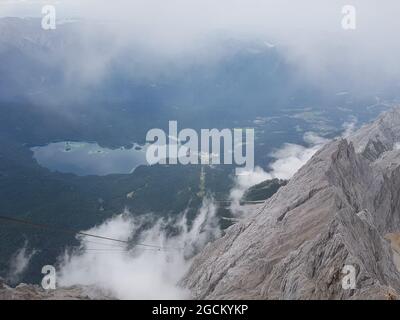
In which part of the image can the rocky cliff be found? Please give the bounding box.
[182,108,400,300]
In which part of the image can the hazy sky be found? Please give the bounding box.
[2,0,400,92]
[1,0,397,40]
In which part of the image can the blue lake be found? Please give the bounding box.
[32,141,148,176]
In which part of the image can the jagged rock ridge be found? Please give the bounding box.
[182,107,400,300]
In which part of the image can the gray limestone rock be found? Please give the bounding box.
[182,107,400,300]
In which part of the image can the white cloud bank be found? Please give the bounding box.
[268,132,329,180]
[57,198,220,299]
[229,132,329,215]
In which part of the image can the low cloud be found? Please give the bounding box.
[7,241,37,284]
[57,198,220,299]
[229,132,328,216]
[342,117,358,138]
[268,132,329,180]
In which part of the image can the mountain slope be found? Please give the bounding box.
[182,108,400,300]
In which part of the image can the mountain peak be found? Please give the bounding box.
[182,108,400,299]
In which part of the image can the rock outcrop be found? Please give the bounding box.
[182,107,400,300]
[0,278,107,300]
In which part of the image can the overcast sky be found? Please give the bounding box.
[1,0,400,92]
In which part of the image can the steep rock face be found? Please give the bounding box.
[350,108,400,159]
[182,107,400,300]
